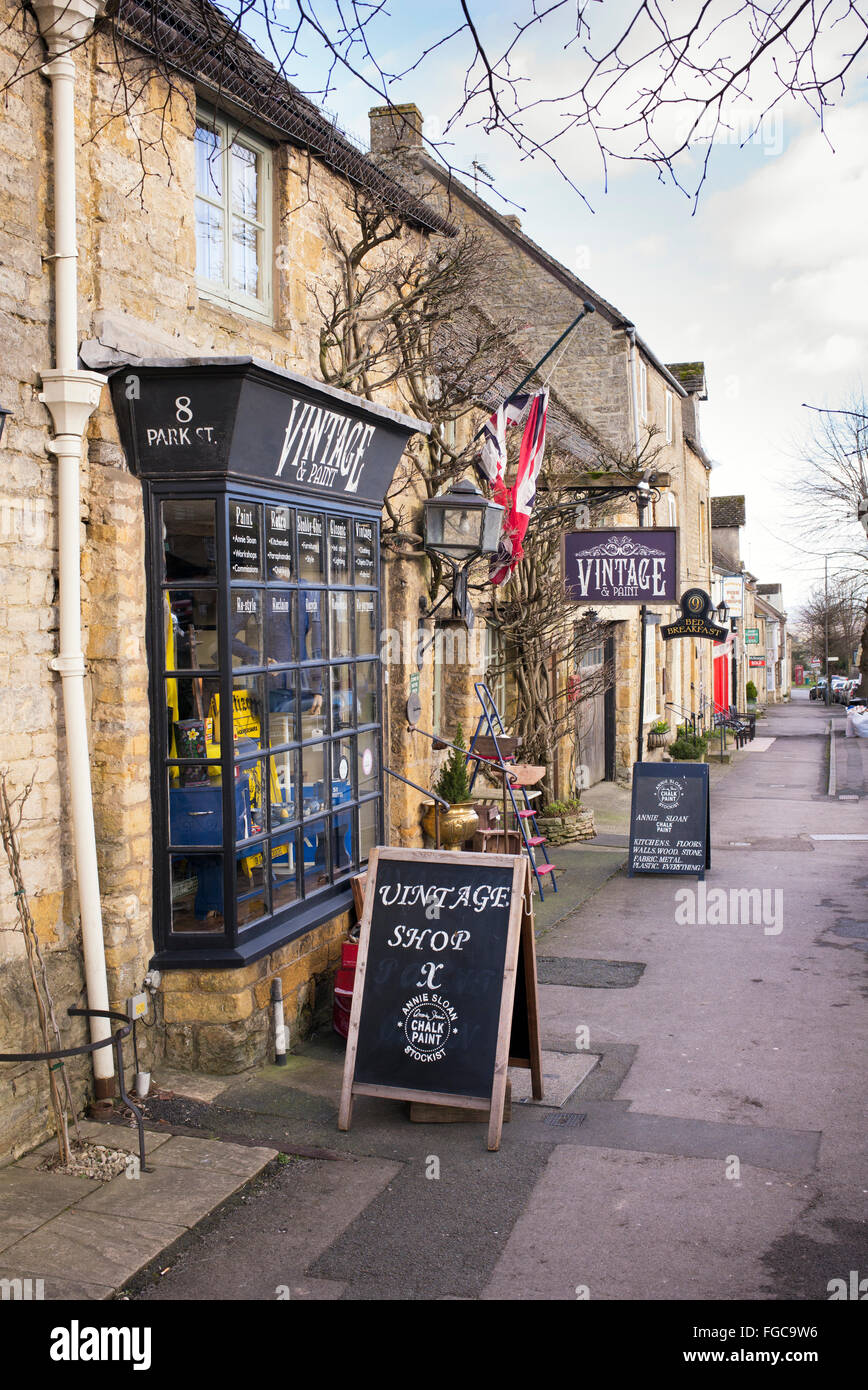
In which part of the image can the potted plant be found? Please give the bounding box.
[647,719,670,750]
[668,725,709,761]
[745,680,758,711]
[421,724,479,851]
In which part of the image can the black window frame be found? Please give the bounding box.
[146,477,383,969]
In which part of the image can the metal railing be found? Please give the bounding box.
[0,1007,148,1174]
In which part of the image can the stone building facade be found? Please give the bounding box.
[0,0,451,1161]
[368,104,714,783]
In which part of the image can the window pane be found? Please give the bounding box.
[302,742,328,812]
[354,592,377,656]
[302,817,330,894]
[267,672,298,744]
[229,501,262,580]
[300,667,327,740]
[266,590,295,665]
[167,676,220,762]
[195,199,224,284]
[270,749,297,828]
[165,591,219,671]
[170,854,225,934]
[236,854,268,928]
[265,504,293,581]
[332,737,354,800]
[231,676,265,759]
[353,519,375,585]
[168,777,225,847]
[329,590,352,658]
[298,515,324,582]
[359,799,378,862]
[270,829,299,910]
[231,589,263,668]
[300,590,325,660]
[328,516,350,583]
[231,141,258,217]
[355,661,378,726]
[333,808,354,875]
[330,664,354,732]
[357,737,378,798]
[162,500,216,581]
[195,123,223,198]
[235,758,265,843]
[231,217,259,298]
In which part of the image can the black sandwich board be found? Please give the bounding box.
[338,848,542,1151]
[628,762,711,878]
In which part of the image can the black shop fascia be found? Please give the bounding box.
[110,357,429,969]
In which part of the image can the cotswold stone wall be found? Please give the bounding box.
[0,6,434,1158]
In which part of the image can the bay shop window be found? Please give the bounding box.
[110,359,425,967]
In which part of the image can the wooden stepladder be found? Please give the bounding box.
[467,683,559,900]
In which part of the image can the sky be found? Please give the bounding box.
[243,1,868,617]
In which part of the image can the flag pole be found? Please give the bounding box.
[471,301,595,445]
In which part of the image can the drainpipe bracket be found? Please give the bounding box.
[49,653,86,677]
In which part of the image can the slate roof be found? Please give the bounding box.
[711,495,746,528]
[114,0,454,235]
[667,362,707,397]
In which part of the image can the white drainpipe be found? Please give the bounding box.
[32,0,114,1096]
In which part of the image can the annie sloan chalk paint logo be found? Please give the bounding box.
[401,993,458,1063]
[655,778,684,810]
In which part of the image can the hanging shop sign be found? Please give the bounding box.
[109,358,428,508]
[562,528,678,604]
[721,575,744,618]
[744,628,760,645]
[338,848,542,1151]
[661,589,728,642]
[749,657,766,668]
[628,763,710,878]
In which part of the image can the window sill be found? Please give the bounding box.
[153,884,354,970]
[197,285,274,329]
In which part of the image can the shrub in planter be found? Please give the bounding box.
[647,719,670,749]
[668,729,708,761]
[537,797,595,844]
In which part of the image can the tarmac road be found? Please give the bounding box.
[125,692,867,1303]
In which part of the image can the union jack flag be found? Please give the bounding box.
[477,389,549,586]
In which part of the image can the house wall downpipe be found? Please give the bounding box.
[32,0,114,1097]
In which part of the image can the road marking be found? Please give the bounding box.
[809,834,868,841]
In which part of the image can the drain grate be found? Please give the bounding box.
[543,1112,587,1128]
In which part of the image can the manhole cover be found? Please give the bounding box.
[543,1112,587,1128]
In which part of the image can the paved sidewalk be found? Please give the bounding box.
[0,1121,275,1299]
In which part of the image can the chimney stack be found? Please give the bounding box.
[369,103,424,155]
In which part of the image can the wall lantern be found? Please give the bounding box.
[423,478,504,564]
[0,405,11,444]
[715,598,730,627]
[422,479,505,630]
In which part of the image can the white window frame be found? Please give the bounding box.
[195,106,273,324]
[665,389,673,443]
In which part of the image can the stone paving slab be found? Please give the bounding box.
[0,1267,115,1301]
[509,1051,600,1107]
[1,1209,188,1291]
[77,1142,275,1227]
[149,1136,278,1174]
[0,1168,92,1254]
[0,1123,277,1299]
[151,1068,236,1104]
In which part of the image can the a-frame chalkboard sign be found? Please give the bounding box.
[338,848,542,1151]
[628,762,711,878]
